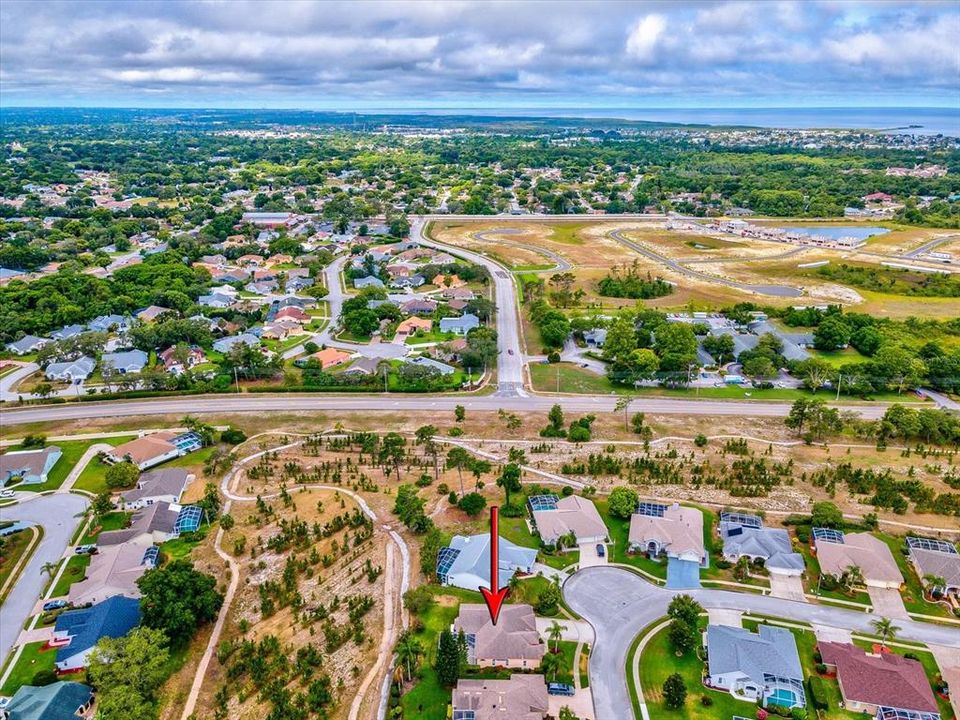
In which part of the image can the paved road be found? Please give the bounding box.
[0,493,89,666]
[0,393,894,427]
[903,233,960,259]
[608,228,804,298]
[471,228,574,273]
[414,219,526,396]
[0,363,39,402]
[564,566,960,720]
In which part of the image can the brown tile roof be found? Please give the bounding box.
[453,604,545,664]
[629,503,704,561]
[108,432,178,467]
[532,495,607,544]
[815,533,903,585]
[819,642,938,713]
[453,674,548,720]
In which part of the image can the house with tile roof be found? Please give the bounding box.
[452,674,548,720]
[814,532,903,589]
[0,446,62,486]
[531,495,607,545]
[97,501,181,547]
[298,347,353,370]
[101,349,148,374]
[437,535,536,592]
[453,604,545,668]
[120,468,192,509]
[395,316,433,339]
[908,539,960,596]
[44,356,95,383]
[5,335,50,355]
[819,642,940,718]
[720,515,805,576]
[53,596,141,671]
[2,681,93,720]
[104,431,181,470]
[629,503,705,564]
[67,543,154,607]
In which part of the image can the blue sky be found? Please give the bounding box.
[1,1,958,109]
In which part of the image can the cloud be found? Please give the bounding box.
[0,0,956,106]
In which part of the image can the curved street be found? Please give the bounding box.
[563,566,960,720]
[0,493,89,665]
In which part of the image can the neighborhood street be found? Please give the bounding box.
[564,566,960,720]
[0,493,89,667]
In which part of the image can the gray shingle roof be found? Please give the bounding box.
[706,624,803,683]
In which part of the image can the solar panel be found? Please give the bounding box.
[726,526,743,537]
[141,546,159,567]
[906,536,958,555]
[812,527,844,545]
[720,512,762,529]
[436,546,461,583]
[636,502,667,517]
[174,505,204,533]
[528,494,559,512]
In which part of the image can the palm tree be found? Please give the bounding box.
[508,574,521,595]
[870,617,900,649]
[548,620,565,653]
[921,574,946,599]
[395,631,423,682]
[841,565,864,594]
[40,561,59,578]
[540,648,563,680]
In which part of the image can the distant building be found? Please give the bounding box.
[452,675,548,720]
[136,305,175,323]
[104,430,201,471]
[408,356,455,375]
[439,313,480,335]
[242,212,295,228]
[353,276,385,290]
[212,333,260,354]
[44,356,96,383]
[101,349,148,374]
[87,314,130,333]
[5,335,50,355]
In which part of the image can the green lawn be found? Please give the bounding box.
[80,511,131,545]
[74,445,215,494]
[544,640,577,686]
[405,330,456,345]
[160,528,208,561]
[0,642,55,695]
[807,347,868,368]
[595,500,667,580]
[498,515,540,549]
[50,553,91,597]
[638,624,748,719]
[0,527,35,598]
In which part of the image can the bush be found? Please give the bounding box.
[415,474,433,488]
[32,669,57,686]
[700,695,713,707]
[448,427,464,437]
[458,492,487,517]
[794,526,810,543]
[21,433,47,449]
[547,351,561,363]
[694,434,708,447]
[499,503,525,518]
[105,461,139,489]
[714,558,732,570]
[560,486,574,497]
[807,676,830,711]
[437,483,449,495]
[448,491,458,505]
[403,586,434,616]
[220,427,247,444]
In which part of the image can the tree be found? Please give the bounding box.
[105,461,139,489]
[813,315,851,351]
[40,561,58,578]
[137,560,223,648]
[547,403,564,432]
[869,617,900,649]
[608,486,639,519]
[496,463,523,507]
[457,492,487,517]
[548,620,564,653]
[91,492,114,523]
[602,316,637,362]
[614,397,631,432]
[840,565,864,594]
[811,501,844,529]
[454,404,466,423]
[540,649,563,680]
[742,356,776,381]
[88,627,170,719]
[667,594,703,627]
[702,333,735,365]
[380,432,407,482]
[394,485,432,533]
[435,629,461,686]
[662,673,687,709]
[395,630,423,682]
[536,580,561,615]
[446,446,471,496]
[668,618,697,656]
[558,707,581,720]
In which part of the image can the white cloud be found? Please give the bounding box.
[625,14,667,64]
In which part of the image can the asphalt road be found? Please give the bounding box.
[0,493,89,665]
[564,566,960,720]
[0,393,892,427]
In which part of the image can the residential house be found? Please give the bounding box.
[261,320,305,340]
[298,347,353,370]
[453,604,545,668]
[198,292,235,309]
[241,212,294,228]
[353,276,385,290]
[236,253,266,267]
[45,356,95,383]
[286,276,315,291]
[400,298,437,315]
[101,350,148,374]
[6,335,50,355]
[120,468,192,509]
[158,345,206,374]
[408,356,455,375]
[0,446,62,486]
[818,642,940,718]
[442,287,475,301]
[53,596,141,672]
[629,503,707,584]
[97,501,181,546]
[2,681,94,720]
[583,328,607,347]
[814,531,903,589]
[452,675,548,720]
[719,513,805,576]
[211,268,250,283]
[530,494,607,545]
[266,253,293,266]
[275,306,310,323]
[213,333,260,354]
[391,274,425,289]
[439,313,480,335]
[87,314,130,334]
[396,316,433,339]
[136,305,174,323]
[50,324,86,341]
[200,253,228,267]
[252,268,278,282]
[907,537,960,596]
[244,280,278,295]
[68,543,153,606]
[437,534,537,592]
[705,624,806,709]
[435,338,468,363]
[104,430,190,470]
[341,356,381,376]
[447,298,469,312]
[433,273,465,289]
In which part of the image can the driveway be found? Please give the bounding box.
[0,493,89,666]
[564,566,960,720]
[768,573,807,602]
[578,541,607,569]
[867,586,910,620]
[549,688,594,720]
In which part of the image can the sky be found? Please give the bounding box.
[1,0,958,109]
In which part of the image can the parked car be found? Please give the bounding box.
[596,543,605,557]
[74,544,98,555]
[42,599,68,611]
[547,683,576,697]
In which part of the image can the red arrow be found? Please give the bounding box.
[479,505,510,625]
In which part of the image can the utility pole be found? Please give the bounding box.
[383,365,388,393]
[234,366,240,394]
[835,373,842,401]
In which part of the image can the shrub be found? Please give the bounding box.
[700,695,713,707]
[457,492,487,517]
[560,486,574,497]
[499,503,525,518]
[220,427,247,444]
[448,491,458,505]
[436,483,449,495]
[547,351,561,363]
[448,427,464,437]
[807,676,830,711]
[415,474,433,488]
[31,669,57,686]
[21,433,47,449]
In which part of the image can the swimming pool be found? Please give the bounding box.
[767,688,799,707]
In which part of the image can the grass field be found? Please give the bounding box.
[50,553,91,597]
[4,437,131,493]
[0,527,35,597]
[80,511,131,545]
[0,642,56,695]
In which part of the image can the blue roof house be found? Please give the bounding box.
[439,313,480,335]
[3,681,93,720]
[52,596,141,672]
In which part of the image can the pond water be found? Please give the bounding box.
[779,226,890,240]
